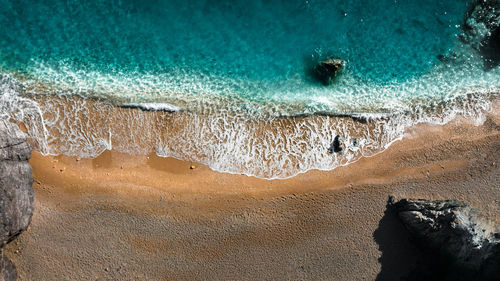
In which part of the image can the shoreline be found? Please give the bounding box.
[26,109,500,196]
[22,97,500,180]
[4,105,500,279]
[9,92,497,179]
[24,99,498,184]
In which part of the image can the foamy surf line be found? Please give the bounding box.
[1,75,498,179]
[121,103,181,112]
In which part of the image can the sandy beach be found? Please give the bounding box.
[4,101,500,280]
[1,1,499,280]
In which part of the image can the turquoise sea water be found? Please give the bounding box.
[0,0,499,178]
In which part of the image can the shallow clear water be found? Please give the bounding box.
[0,0,499,178]
[1,0,497,114]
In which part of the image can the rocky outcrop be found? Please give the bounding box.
[313,58,344,85]
[461,0,500,69]
[0,120,35,281]
[389,197,500,281]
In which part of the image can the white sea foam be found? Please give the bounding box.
[0,72,497,179]
[20,40,499,120]
[122,103,181,112]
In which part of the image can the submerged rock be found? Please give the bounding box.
[0,120,35,281]
[388,197,500,281]
[480,25,500,69]
[436,52,458,64]
[313,58,344,85]
[461,0,500,70]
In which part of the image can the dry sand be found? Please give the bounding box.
[4,103,500,280]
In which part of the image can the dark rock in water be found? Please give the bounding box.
[388,197,500,281]
[352,138,359,147]
[0,120,34,280]
[328,135,344,154]
[313,58,344,85]
[461,0,500,70]
[481,25,500,70]
[462,0,500,43]
[0,251,17,281]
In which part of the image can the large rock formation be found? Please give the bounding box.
[0,120,35,281]
[389,197,500,281]
[461,0,500,69]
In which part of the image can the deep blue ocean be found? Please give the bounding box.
[0,0,499,178]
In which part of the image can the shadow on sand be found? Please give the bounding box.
[373,203,425,281]
[373,200,454,281]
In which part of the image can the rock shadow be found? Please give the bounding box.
[373,199,471,281]
[373,201,427,281]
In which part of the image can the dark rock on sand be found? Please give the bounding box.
[0,120,34,281]
[352,138,359,147]
[328,135,344,154]
[313,58,344,85]
[461,0,500,70]
[388,197,500,281]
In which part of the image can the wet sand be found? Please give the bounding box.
[5,103,500,280]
